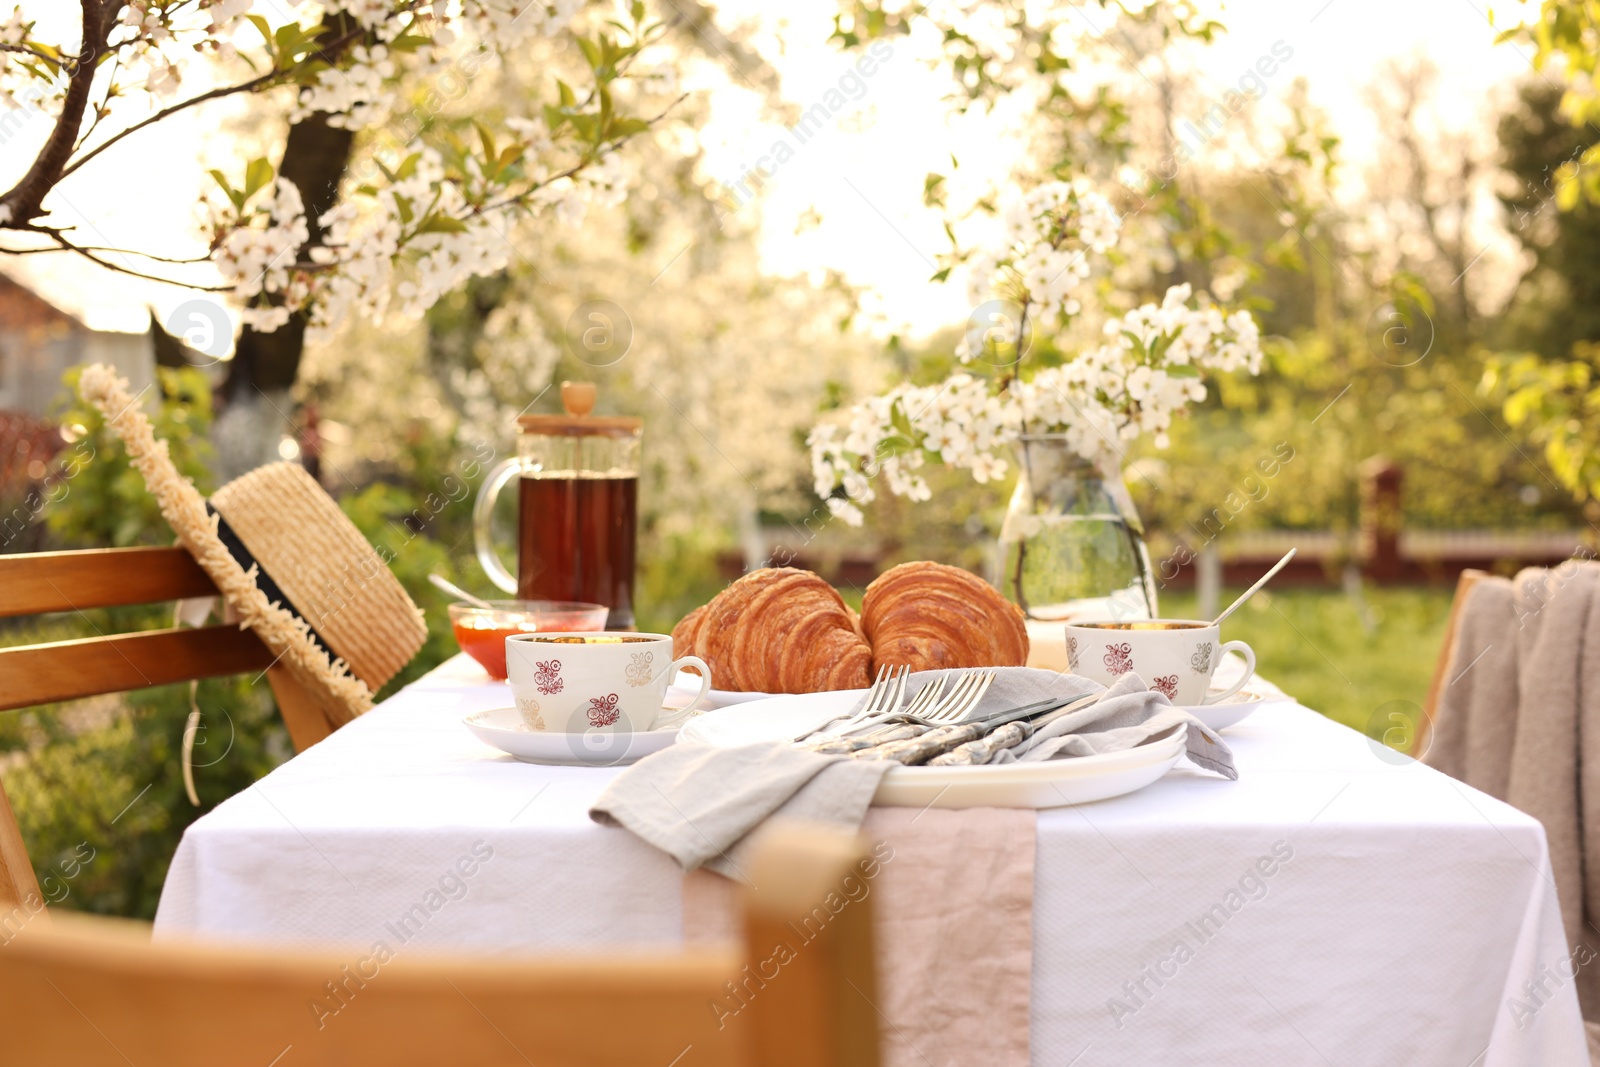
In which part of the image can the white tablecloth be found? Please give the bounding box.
[156,655,1588,1066]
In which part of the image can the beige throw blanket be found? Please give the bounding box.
[1426,563,1600,1027]
[683,807,1035,1067]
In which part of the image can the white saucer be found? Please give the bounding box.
[464,707,679,766]
[1180,679,1291,732]
[679,691,1188,809]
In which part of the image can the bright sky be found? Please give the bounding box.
[1,0,1536,338]
[699,0,1534,334]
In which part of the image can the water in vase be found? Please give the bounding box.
[998,436,1159,623]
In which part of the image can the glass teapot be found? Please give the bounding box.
[473,382,642,629]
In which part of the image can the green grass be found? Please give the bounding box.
[1160,586,1455,739]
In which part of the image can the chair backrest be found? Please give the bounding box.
[1414,568,1488,757]
[0,546,338,918]
[0,823,881,1067]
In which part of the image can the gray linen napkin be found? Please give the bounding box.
[590,667,1236,874]
[590,743,892,879]
[886,667,1236,777]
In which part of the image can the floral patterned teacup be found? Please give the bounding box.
[505,632,711,734]
[1063,620,1255,706]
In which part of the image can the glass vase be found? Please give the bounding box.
[998,434,1158,622]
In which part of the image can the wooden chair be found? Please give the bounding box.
[0,823,881,1067]
[0,546,338,923]
[1412,568,1488,757]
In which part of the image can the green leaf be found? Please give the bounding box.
[577,37,601,70]
[274,23,309,61]
[474,121,497,165]
[607,117,649,138]
[888,399,917,444]
[388,32,431,52]
[243,158,275,200]
[569,113,598,142]
[208,169,245,211]
[415,213,469,235]
[246,14,274,50]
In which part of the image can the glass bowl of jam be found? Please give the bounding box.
[449,600,608,680]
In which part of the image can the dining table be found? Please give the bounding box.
[154,652,1590,1066]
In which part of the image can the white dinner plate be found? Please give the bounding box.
[679,691,1188,809]
[464,707,679,766]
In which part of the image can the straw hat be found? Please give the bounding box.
[77,364,426,726]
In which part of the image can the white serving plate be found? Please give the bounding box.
[678,690,861,743]
[680,691,1187,810]
[666,670,776,710]
[873,732,1185,809]
[464,707,679,766]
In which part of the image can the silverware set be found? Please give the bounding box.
[796,666,999,743]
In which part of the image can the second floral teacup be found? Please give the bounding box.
[505,632,711,734]
[1064,619,1255,706]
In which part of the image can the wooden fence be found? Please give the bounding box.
[727,457,1595,590]
[1154,458,1592,589]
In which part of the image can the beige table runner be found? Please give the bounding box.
[683,806,1035,1067]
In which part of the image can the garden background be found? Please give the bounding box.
[2,0,1598,918]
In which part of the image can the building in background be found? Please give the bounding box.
[0,271,153,417]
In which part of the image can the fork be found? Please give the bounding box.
[864,669,997,731]
[791,664,910,743]
[824,673,947,738]
[806,670,999,753]
[828,669,997,741]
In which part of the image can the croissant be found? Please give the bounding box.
[861,561,1029,673]
[672,568,873,693]
[670,605,707,660]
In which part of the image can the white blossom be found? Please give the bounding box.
[811,263,1266,525]
[2,0,665,344]
[956,179,1122,364]
[211,178,310,303]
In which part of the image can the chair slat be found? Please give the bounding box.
[743,827,881,1067]
[0,922,745,1067]
[0,826,878,1067]
[1415,568,1488,756]
[0,627,276,711]
[0,777,44,924]
[264,666,336,753]
[0,547,219,617]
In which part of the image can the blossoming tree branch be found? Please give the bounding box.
[0,0,677,341]
[809,180,1265,525]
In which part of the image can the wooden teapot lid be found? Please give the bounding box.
[516,381,641,437]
